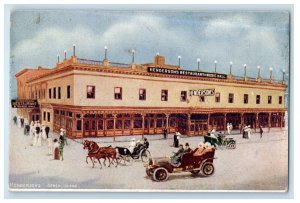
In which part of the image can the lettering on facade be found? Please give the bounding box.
[148,67,227,79]
[189,89,215,96]
[11,99,39,108]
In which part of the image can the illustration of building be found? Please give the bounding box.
[15,48,287,138]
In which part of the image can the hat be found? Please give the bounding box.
[60,128,64,131]
[204,142,211,148]
[185,143,189,146]
[131,138,136,141]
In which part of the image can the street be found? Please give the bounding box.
[9,121,288,191]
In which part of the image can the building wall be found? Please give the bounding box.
[73,70,285,109]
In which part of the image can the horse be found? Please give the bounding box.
[83,140,118,168]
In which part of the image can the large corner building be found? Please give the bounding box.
[16,52,287,138]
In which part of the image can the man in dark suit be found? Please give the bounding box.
[45,126,50,138]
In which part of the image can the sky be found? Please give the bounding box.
[10,10,290,98]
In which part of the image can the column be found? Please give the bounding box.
[223,113,227,134]
[268,112,271,132]
[130,114,134,135]
[142,113,145,139]
[103,113,107,136]
[240,113,244,133]
[207,113,211,131]
[154,114,157,134]
[187,113,191,136]
[255,113,259,133]
[113,114,117,141]
[165,113,170,132]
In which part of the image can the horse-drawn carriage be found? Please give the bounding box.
[204,133,236,149]
[116,143,151,164]
[145,148,216,181]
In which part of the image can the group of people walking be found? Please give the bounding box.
[13,115,67,161]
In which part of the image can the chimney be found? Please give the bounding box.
[154,55,165,66]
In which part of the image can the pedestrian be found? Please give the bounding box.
[36,122,42,146]
[53,139,60,160]
[25,123,30,136]
[230,123,233,134]
[173,133,177,147]
[63,129,68,145]
[259,126,263,139]
[163,128,168,139]
[227,123,231,135]
[41,124,47,140]
[30,121,35,139]
[17,116,22,128]
[47,136,53,155]
[23,121,28,135]
[20,117,24,128]
[13,116,17,125]
[45,126,50,138]
[175,131,181,148]
[59,139,64,161]
[184,142,192,153]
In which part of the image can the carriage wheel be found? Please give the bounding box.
[153,167,169,181]
[201,162,215,176]
[141,150,151,163]
[190,170,200,175]
[227,142,236,149]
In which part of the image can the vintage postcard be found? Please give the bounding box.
[9,9,289,192]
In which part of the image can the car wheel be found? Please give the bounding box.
[141,150,151,163]
[227,142,236,149]
[153,167,169,181]
[201,162,215,176]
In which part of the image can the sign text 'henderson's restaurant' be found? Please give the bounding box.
[148,67,227,79]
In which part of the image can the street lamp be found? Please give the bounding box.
[257,66,261,78]
[244,64,247,77]
[57,54,60,63]
[73,44,76,57]
[178,55,181,67]
[229,61,233,75]
[64,50,67,60]
[282,69,285,81]
[197,58,201,71]
[104,46,108,60]
[269,67,273,80]
[131,49,135,64]
[214,60,218,73]
[156,52,160,56]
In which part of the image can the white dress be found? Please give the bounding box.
[41,126,47,140]
[47,137,53,155]
[33,130,38,146]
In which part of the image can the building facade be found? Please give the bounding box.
[16,54,287,138]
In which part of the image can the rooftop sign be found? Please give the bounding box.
[11,99,39,108]
[148,67,227,79]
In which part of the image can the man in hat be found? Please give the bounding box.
[184,142,192,153]
[45,126,50,138]
[163,128,168,139]
[171,144,184,165]
[259,125,263,139]
[63,129,68,145]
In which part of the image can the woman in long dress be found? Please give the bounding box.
[247,125,252,139]
[53,139,60,160]
[47,136,53,155]
[41,124,47,140]
[36,123,42,146]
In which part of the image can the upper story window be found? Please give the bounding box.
[49,88,52,99]
[279,96,283,104]
[114,87,122,100]
[87,86,95,99]
[53,87,56,99]
[139,89,146,100]
[228,93,234,103]
[268,95,272,104]
[244,94,248,104]
[199,96,205,102]
[215,92,220,103]
[256,95,261,104]
[67,85,71,99]
[58,87,61,99]
[180,91,187,102]
[161,90,168,101]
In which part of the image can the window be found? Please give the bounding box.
[47,112,50,122]
[215,92,220,103]
[244,94,248,104]
[114,87,122,100]
[161,90,168,101]
[53,87,56,99]
[87,86,95,99]
[279,96,283,104]
[228,93,234,103]
[199,96,205,102]
[58,87,61,99]
[139,89,146,100]
[180,91,187,102]
[76,120,82,130]
[67,85,71,99]
[49,88,52,99]
[256,95,260,104]
[268,96,272,104]
[43,111,46,121]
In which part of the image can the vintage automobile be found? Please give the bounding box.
[204,133,236,149]
[145,148,216,181]
[116,143,151,164]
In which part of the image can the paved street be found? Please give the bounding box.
[9,120,288,191]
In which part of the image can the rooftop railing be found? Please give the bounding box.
[77,58,103,65]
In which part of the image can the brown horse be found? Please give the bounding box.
[83,140,118,168]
